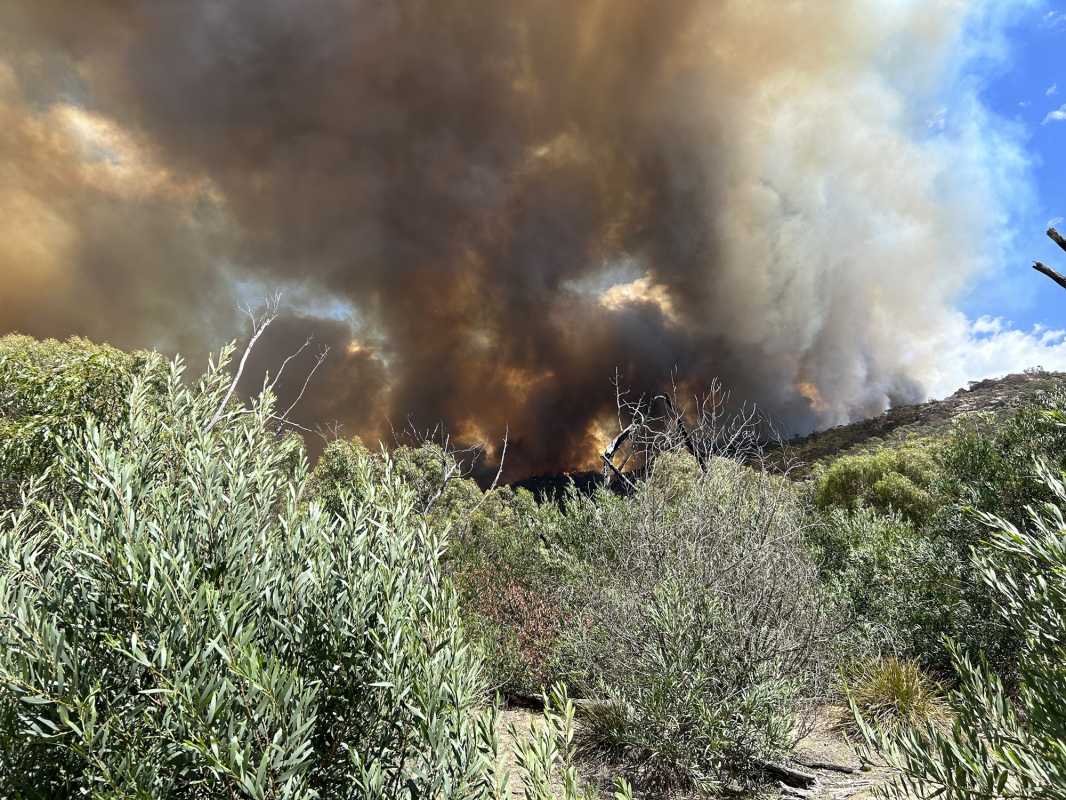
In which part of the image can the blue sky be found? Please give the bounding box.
[967,3,1066,329]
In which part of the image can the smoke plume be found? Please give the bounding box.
[0,1,1031,476]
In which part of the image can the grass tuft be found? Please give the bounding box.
[844,657,948,735]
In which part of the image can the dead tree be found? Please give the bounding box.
[601,373,788,489]
[1034,226,1066,290]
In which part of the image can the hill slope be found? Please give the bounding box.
[785,370,1066,470]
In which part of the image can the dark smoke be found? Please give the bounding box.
[0,1,1022,477]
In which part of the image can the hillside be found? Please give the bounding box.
[784,369,1066,470]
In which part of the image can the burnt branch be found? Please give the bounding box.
[1049,226,1066,255]
[601,373,794,489]
[1034,261,1066,292]
[1034,226,1066,292]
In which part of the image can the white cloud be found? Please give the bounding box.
[1049,216,1065,228]
[1047,83,1059,97]
[1045,10,1066,30]
[1043,103,1066,124]
[971,315,1004,335]
[926,315,1066,399]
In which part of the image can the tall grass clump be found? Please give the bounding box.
[0,346,501,799]
[843,657,947,736]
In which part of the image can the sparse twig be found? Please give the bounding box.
[601,371,793,488]
[206,294,281,433]
[486,427,509,493]
[266,336,313,395]
[277,346,329,423]
[468,428,510,514]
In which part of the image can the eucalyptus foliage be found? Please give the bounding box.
[858,462,1066,800]
[0,346,502,799]
[512,685,632,800]
[0,335,148,510]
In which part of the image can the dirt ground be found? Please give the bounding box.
[788,706,893,800]
[495,704,894,800]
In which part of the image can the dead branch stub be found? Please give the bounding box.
[1034,226,1066,290]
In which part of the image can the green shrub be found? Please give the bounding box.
[811,399,1066,677]
[843,657,947,736]
[310,437,482,525]
[814,444,939,524]
[0,335,150,510]
[311,440,566,697]
[922,400,1066,678]
[938,402,1066,537]
[810,508,978,671]
[858,462,1066,800]
[308,434,379,514]
[512,685,633,800]
[556,453,835,793]
[0,346,501,799]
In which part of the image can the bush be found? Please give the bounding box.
[310,437,482,525]
[843,657,946,736]
[557,452,835,793]
[0,346,501,799]
[512,685,633,800]
[311,440,565,697]
[814,444,939,524]
[938,401,1066,537]
[921,400,1066,678]
[858,461,1066,800]
[0,335,150,510]
[810,400,1066,677]
[810,508,977,671]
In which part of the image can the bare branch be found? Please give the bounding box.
[266,336,313,395]
[206,295,281,433]
[487,427,508,493]
[269,414,316,435]
[1034,261,1066,292]
[277,346,329,423]
[315,420,344,443]
[1049,227,1066,255]
[422,432,467,516]
[603,369,797,486]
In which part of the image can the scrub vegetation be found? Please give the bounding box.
[1,333,1064,798]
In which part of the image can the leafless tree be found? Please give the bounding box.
[602,370,796,489]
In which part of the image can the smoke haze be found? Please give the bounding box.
[0,1,1034,476]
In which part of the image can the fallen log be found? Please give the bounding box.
[756,759,819,789]
[791,755,858,775]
